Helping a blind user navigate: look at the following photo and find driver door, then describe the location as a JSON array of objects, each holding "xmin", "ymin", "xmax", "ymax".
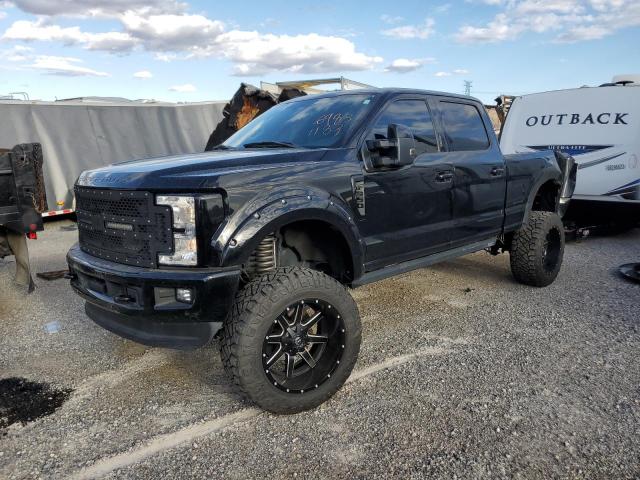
[{"xmin": 358, "ymin": 96, "xmax": 454, "ymax": 270}]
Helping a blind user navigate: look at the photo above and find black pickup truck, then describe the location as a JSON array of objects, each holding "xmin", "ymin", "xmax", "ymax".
[{"xmin": 67, "ymin": 89, "xmax": 576, "ymax": 413}]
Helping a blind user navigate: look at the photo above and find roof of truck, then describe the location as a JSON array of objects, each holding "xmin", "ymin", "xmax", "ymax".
[{"xmin": 286, "ymin": 87, "xmax": 480, "ymax": 103}]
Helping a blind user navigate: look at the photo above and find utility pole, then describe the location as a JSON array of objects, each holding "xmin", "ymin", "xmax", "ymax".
[{"xmin": 464, "ymin": 80, "xmax": 472, "ymax": 96}]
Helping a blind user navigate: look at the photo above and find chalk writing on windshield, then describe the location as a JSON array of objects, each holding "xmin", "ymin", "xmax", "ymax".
[{"xmin": 308, "ymin": 112, "xmax": 353, "ymax": 137}]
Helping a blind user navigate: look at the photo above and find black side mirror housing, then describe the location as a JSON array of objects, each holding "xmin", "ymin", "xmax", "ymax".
[{"xmin": 365, "ymin": 123, "xmax": 417, "ymax": 168}]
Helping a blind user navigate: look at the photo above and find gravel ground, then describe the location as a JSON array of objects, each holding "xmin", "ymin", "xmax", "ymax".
[{"xmin": 0, "ymin": 220, "xmax": 638, "ymax": 479}]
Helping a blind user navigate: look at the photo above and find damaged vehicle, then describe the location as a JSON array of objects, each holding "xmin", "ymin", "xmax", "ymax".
[
  {"xmin": 1, "ymin": 143, "xmax": 45, "ymax": 291},
  {"xmin": 66, "ymin": 89, "xmax": 576, "ymax": 413}
]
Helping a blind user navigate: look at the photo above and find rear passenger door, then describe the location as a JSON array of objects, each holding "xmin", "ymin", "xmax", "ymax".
[
  {"xmin": 434, "ymin": 99, "xmax": 507, "ymax": 246},
  {"xmin": 359, "ymin": 96, "xmax": 453, "ymax": 269}
]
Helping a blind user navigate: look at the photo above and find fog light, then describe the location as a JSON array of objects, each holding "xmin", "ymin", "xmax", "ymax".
[{"xmin": 176, "ymin": 288, "xmax": 194, "ymax": 304}]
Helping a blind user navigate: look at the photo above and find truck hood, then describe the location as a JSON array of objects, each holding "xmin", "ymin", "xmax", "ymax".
[{"xmin": 76, "ymin": 148, "xmax": 329, "ymax": 190}]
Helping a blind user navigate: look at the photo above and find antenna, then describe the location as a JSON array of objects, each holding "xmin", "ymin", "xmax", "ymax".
[{"xmin": 464, "ymin": 80, "xmax": 472, "ymax": 96}]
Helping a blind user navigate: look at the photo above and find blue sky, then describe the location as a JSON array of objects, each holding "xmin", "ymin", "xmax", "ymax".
[{"xmin": 0, "ymin": 0, "xmax": 638, "ymax": 104}]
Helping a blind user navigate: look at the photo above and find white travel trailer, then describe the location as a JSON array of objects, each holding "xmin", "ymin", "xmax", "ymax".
[{"xmin": 500, "ymin": 77, "xmax": 640, "ymax": 226}]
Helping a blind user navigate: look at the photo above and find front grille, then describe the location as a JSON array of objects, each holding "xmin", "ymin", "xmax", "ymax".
[{"xmin": 75, "ymin": 187, "xmax": 173, "ymax": 268}]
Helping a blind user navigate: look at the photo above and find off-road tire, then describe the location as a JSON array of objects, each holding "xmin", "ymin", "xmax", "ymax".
[
  {"xmin": 510, "ymin": 211, "xmax": 565, "ymax": 287},
  {"xmin": 220, "ymin": 267, "xmax": 361, "ymax": 414}
]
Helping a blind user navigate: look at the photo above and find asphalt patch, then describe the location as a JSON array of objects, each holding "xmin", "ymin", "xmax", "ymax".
[{"xmin": 0, "ymin": 377, "xmax": 72, "ymax": 436}]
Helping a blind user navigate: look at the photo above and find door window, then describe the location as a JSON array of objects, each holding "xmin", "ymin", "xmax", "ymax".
[
  {"xmin": 368, "ymin": 99, "xmax": 439, "ymax": 155},
  {"xmin": 440, "ymin": 102, "xmax": 490, "ymax": 151}
]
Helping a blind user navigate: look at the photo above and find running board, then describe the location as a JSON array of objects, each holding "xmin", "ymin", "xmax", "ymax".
[{"xmin": 352, "ymin": 238, "xmax": 497, "ymax": 287}]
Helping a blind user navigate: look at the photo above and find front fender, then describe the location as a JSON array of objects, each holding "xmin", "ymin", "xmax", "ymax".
[{"xmin": 212, "ymin": 187, "xmax": 364, "ymax": 279}]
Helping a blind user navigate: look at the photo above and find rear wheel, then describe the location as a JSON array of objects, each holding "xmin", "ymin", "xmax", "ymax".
[
  {"xmin": 510, "ymin": 211, "xmax": 565, "ymax": 287},
  {"xmin": 220, "ymin": 267, "xmax": 361, "ymax": 413}
]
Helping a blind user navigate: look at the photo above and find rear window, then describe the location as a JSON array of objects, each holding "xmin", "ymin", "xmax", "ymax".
[{"xmin": 440, "ymin": 102, "xmax": 490, "ymax": 151}]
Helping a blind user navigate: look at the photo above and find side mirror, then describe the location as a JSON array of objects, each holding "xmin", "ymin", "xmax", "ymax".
[
  {"xmin": 388, "ymin": 124, "xmax": 417, "ymax": 166},
  {"xmin": 365, "ymin": 123, "xmax": 417, "ymax": 168}
]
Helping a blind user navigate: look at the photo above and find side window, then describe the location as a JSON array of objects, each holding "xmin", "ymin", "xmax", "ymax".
[
  {"xmin": 368, "ymin": 99, "xmax": 438, "ymax": 154},
  {"xmin": 440, "ymin": 102, "xmax": 490, "ymax": 151}
]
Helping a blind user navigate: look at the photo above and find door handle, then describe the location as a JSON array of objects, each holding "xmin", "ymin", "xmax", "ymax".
[
  {"xmin": 490, "ymin": 166, "xmax": 505, "ymax": 177},
  {"xmin": 435, "ymin": 171, "xmax": 453, "ymax": 183}
]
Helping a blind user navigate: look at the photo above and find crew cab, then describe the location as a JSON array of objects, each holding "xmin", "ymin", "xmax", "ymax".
[{"xmin": 67, "ymin": 89, "xmax": 576, "ymax": 413}]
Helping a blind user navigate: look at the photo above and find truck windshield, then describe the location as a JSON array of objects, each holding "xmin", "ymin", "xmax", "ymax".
[{"xmin": 222, "ymin": 93, "xmax": 377, "ymax": 149}]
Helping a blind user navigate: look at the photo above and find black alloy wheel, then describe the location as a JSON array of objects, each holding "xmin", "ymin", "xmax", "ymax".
[
  {"xmin": 262, "ymin": 299, "xmax": 345, "ymax": 393},
  {"xmin": 220, "ymin": 267, "xmax": 362, "ymax": 413}
]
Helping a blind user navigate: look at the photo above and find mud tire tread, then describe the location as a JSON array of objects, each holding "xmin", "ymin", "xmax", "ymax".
[
  {"xmin": 220, "ymin": 267, "xmax": 361, "ymax": 414},
  {"xmin": 510, "ymin": 211, "xmax": 565, "ymax": 287}
]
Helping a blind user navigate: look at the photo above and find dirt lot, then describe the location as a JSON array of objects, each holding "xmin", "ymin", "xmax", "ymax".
[{"xmin": 1, "ymin": 220, "xmax": 638, "ymax": 479}]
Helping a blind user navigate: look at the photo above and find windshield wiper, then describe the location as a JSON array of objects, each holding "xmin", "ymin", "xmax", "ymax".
[
  {"xmin": 243, "ymin": 141, "xmax": 298, "ymax": 149},
  {"xmin": 212, "ymin": 144, "xmax": 232, "ymax": 150}
]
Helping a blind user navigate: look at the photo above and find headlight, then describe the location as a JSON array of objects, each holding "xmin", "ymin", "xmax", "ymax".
[{"xmin": 156, "ymin": 195, "xmax": 198, "ymax": 266}]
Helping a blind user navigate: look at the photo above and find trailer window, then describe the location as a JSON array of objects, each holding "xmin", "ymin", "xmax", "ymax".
[{"xmin": 440, "ymin": 102, "xmax": 490, "ymax": 151}]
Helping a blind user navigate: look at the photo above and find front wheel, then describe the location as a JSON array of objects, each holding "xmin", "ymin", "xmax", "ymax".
[
  {"xmin": 220, "ymin": 267, "xmax": 361, "ymax": 414},
  {"xmin": 510, "ymin": 211, "xmax": 565, "ymax": 287}
]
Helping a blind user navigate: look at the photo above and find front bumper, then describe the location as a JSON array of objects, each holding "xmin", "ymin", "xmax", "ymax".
[{"xmin": 67, "ymin": 244, "xmax": 241, "ymax": 349}]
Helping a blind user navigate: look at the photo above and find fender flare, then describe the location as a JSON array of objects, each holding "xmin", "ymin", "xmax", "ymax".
[
  {"xmin": 521, "ymin": 169, "xmax": 563, "ymax": 225},
  {"xmin": 212, "ymin": 187, "xmax": 365, "ymax": 280}
]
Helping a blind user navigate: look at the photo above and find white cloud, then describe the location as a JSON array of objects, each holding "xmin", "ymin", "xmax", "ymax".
[
  {"xmin": 384, "ymin": 57, "xmax": 436, "ymax": 73},
  {"xmin": 432, "ymin": 68, "xmax": 469, "ymax": 77},
  {"xmin": 589, "ymin": 0, "xmax": 626, "ymax": 11},
  {"xmin": 10, "ymin": 0, "xmax": 185, "ymax": 17},
  {"xmin": 385, "ymin": 58, "xmax": 423, "ymax": 73},
  {"xmin": 3, "ymin": 20, "xmax": 88, "ymax": 44},
  {"xmin": 27, "ymin": 55, "xmax": 109, "ymax": 76},
  {"xmin": 514, "ymin": 0, "xmax": 584, "ymax": 15},
  {"xmin": 212, "ymin": 31, "xmax": 383, "ymax": 76},
  {"xmin": 2, "ymin": 19, "xmax": 139, "ymax": 52},
  {"xmin": 169, "ymin": 83, "xmax": 196, "ymax": 92},
  {"xmin": 381, "ymin": 18, "xmax": 436, "ymax": 39},
  {"xmin": 435, "ymin": 3, "xmax": 452, "ymax": 13},
  {"xmin": 454, "ymin": 0, "xmax": 640, "ymax": 43},
  {"xmin": 0, "ymin": 45, "xmax": 33, "ymax": 62},
  {"xmin": 380, "ymin": 14, "xmax": 404, "ymax": 24},
  {"xmin": 133, "ymin": 70, "xmax": 153, "ymax": 79},
  {"xmin": 556, "ymin": 0, "xmax": 640, "ymax": 41},
  {"xmin": 454, "ymin": 13, "xmax": 521, "ymax": 42},
  {"xmin": 555, "ymin": 24, "xmax": 609, "ymax": 41},
  {"xmin": 154, "ymin": 52, "xmax": 177, "ymax": 62},
  {"xmin": 1, "ymin": 10, "xmax": 382, "ymax": 75},
  {"xmin": 84, "ymin": 31, "xmax": 138, "ymax": 52},
  {"xmin": 120, "ymin": 12, "xmax": 224, "ymax": 51}
]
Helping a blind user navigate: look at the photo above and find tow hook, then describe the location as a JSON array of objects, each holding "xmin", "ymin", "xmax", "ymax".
[{"xmin": 114, "ymin": 294, "xmax": 135, "ymax": 304}]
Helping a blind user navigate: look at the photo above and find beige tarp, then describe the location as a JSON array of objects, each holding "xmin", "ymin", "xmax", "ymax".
[{"xmin": 0, "ymin": 100, "xmax": 225, "ymax": 211}]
